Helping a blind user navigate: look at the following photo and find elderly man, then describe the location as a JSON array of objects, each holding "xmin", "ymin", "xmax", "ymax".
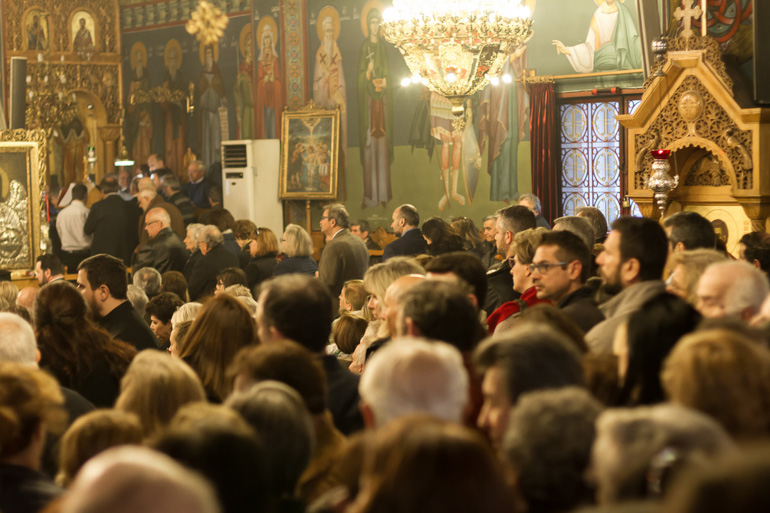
[
  {"xmin": 318, "ymin": 203, "xmax": 369, "ymax": 313},
  {"xmin": 188, "ymin": 225, "xmax": 239, "ymax": 300},
  {"xmin": 359, "ymin": 338, "xmax": 469, "ymax": 428},
  {"xmin": 696, "ymin": 260, "xmax": 770, "ymax": 320},
  {"xmin": 518, "ymin": 193, "xmax": 551, "ymax": 229},
  {"xmin": 382, "ymin": 204, "xmax": 427, "ymax": 262},
  {"xmin": 132, "ymin": 208, "xmax": 189, "ymax": 274},
  {"xmin": 77, "ymin": 254, "xmax": 158, "ymax": 351},
  {"xmin": 136, "ymin": 189, "xmax": 185, "ymax": 247},
  {"xmin": 181, "ymin": 160, "xmax": 211, "ymax": 209}
]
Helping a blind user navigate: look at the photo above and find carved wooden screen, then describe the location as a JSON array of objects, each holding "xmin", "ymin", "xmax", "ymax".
[{"xmin": 559, "ymin": 95, "xmax": 641, "ymax": 223}]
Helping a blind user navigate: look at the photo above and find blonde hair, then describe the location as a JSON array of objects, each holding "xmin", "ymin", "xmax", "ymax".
[
  {"xmin": 512, "ymin": 227, "xmax": 549, "ymax": 264},
  {"xmin": 0, "ymin": 281, "xmax": 19, "ymax": 306},
  {"xmin": 253, "ymin": 227, "xmax": 280, "ymax": 257},
  {"xmin": 662, "ymin": 329, "xmax": 770, "ymax": 440},
  {"xmin": 115, "ymin": 350, "xmax": 206, "ymax": 438},
  {"xmin": 56, "ymin": 409, "xmax": 143, "ymax": 487},
  {"xmin": 669, "ymin": 249, "xmax": 726, "ymax": 304},
  {"xmin": 363, "ymin": 257, "xmax": 424, "ymax": 301},
  {"xmin": 282, "ymin": 224, "xmax": 313, "ymax": 257}
]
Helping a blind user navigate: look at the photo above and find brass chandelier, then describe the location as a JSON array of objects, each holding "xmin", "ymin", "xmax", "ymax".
[{"xmin": 382, "ymin": 0, "xmax": 533, "ymax": 116}]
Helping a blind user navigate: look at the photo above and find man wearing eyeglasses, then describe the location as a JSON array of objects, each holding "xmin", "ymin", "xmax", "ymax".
[
  {"xmin": 131, "ymin": 207, "xmax": 189, "ymax": 274},
  {"xmin": 532, "ymin": 230, "xmax": 604, "ymax": 333}
]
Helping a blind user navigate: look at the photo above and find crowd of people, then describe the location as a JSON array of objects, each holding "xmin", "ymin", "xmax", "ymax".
[{"xmin": 4, "ymin": 172, "xmax": 770, "ymax": 513}]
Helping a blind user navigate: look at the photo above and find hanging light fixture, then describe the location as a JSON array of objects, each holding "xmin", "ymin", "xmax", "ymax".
[
  {"xmin": 382, "ymin": 0, "xmax": 533, "ymax": 117},
  {"xmin": 646, "ymin": 149, "xmax": 678, "ymax": 217}
]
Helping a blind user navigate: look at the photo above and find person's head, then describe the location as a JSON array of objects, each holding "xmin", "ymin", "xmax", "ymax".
[
  {"xmin": 71, "ymin": 182, "xmax": 89, "ymax": 202},
  {"xmin": 161, "ymin": 271, "xmax": 189, "ymax": 302},
  {"xmin": 424, "ymin": 251, "xmax": 488, "ymax": 307},
  {"xmin": 515, "ymin": 304, "xmax": 589, "ymax": 353},
  {"xmin": 207, "ymin": 185, "xmax": 223, "ymax": 207},
  {"xmin": 100, "ymin": 176, "xmax": 120, "ymax": 195},
  {"xmin": 662, "ymin": 328, "xmax": 770, "ymax": 440},
  {"xmin": 118, "ymin": 169, "xmax": 132, "ymax": 190},
  {"xmin": 591, "ymin": 404, "xmax": 733, "ymax": 504},
  {"xmin": 596, "ymin": 216, "xmax": 668, "ymax": 294},
  {"xmin": 450, "ymin": 216, "xmax": 483, "ymax": 250},
  {"xmin": 187, "ymin": 160, "xmax": 205, "ymax": 183},
  {"xmin": 60, "ymin": 446, "xmax": 220, "ymax": 513},
  {"xmin": 136, "ymin": 189, "xmax": 157, "ymax": 211},
  {"xmin": 77, "ymin": 254, "xmax": 129, "ymax": 314},
  {"xmin": 0, "ymin": 362, "xmax": 66, "ymax": 463},
  {"xmin": 228, "ymin": 340, "xmax": 326, "ymax": 415},
  {"xmin": 161, "ymin": 173, "xmax": 181, "ymax": 193},
  {"xmin": 509, "ymin": 227, "xmax": 548, "ymax": 294},
  {"xmin": 615, "ymin": 293, "xmax": 701, "ymax": 407},
  {"xmin": 577, "ymin": 206, "xmax": 609, "ymax": 242},
  {"xmin": 56, "ymin": 410, "xmax": 143, "ymax": 487},
  {"xmin": 359, "ymin": 338, "xmax": 469, "ymax": 428},
  {"xmin": 695, "ymin": 260, "xmax": 769, "ymax": 319},
  {"xmin": 381, "ymin": 275, "xmax": 425, "ymax": 336},
  {"xmin": 495, "ymin": 205, "xmax": 537, "ymax": 254},
  {"xmin": 420, "ymin": 217, "xmax": 462, "ymax": 250},
  {"xmin": 115, "ymin": 350, "xmax": 206, "ymax": 438},
  {"xmin": 350, "ymin": 219, "xmax": 372, "ymax": 241},
  {"xmin": 145, "ymin": 293, "xmax": 184, "ymax": 344},
  {"xmin": 473, "ymin": 325, "xmax": 584, "ymax": 449},
  {"xmin": 518, "ymin": 193, "xmax": 543, "ymax": 217},
  {"xmin": 0, "ymin": 312, "xmax": 38, "ymax": 365},
  {"xmin": 363, "ymin": 257, "xmax": 425, "ymax": 318},
  {"xmin": 332, "ymin": 313, "xmax": 368, "ymax": 355},
  {"xmin": 482, "ymin": 215, "xmax": 498, "ymax": 243},
  {"xmin": 0, "ymin": 281, "xmax": 19, "ymax": 308},
  {"xmin": 256, "ymin": 275, "xmax": 332, "ymax": 352},
  {"xmin": 281, "ymin": 223, "xmax": 313, "ymax": 257},
  {"xmin": 178, "ymin": 294, "xmax": 257, "ymax": 400},
  {"xmin": 391, "ymin": 204, "xmax": 420, "ymax": 235},
  {"xmin": 232, "ymin": 220, "xmax": 258, "ymax": 244},
  {"xmin": 663, "ymin": 211, "xmax": 716, "ymax": 252},
  {"xmin": 215, "ymin": 267, "xmax": 247, "ymax": 296},
  {"xmin": 35, "ymin": 254, "xmax": 65, "ymax": 285},
  {"xmin": 531, "ymin": 230, "xmax": 591, "ymax": 303},
  {"xmin": 145, "ymin": 207, "xmax": 171, "ymax": 239},
  {"xmin": 320, "ymin": 203, "xmax": 349, "ymax": 237},
  {"xmin": 184, "ymin": 224, "xmax": 205, "ymax": 253},
  {"xmin": 553, "ymin": 216, "xmax": 596, "ymax": 251},
  {"xmin": 147, "ymin": 154, "xmax": 164, "ymax": 172},
  {"xmin": 198, "ymin": 225, "xmax": 224, "ymax": 255},
  {"xmin": 126, "ymin": 285, "xmax": 149, "ymax": 317},
  {"xmin": 351, "ymin": 416, "xmax": 515, "ymax": 513},
  {"xmin": 206, "ymin": 209, "xmax": 236, "ymax": 233},
  {"xmin": 666, "ymin": 249, "xmax": 726, "ymax": 305},
  {"xmin": 133, "ymin": 267, "xmax": 162, "ymax": 298},
  {"xmin": 225, "ymin": 381, "xmax": 314, "ymax": 499},
  {"xmin": 339, "ymin": 279, "xmax": 367, "ymax": 313},
  {"xmin": 503, "ymin": 387, "xmax": 603, "ymax": 513},
  {"xmin": 739, "ymin": 231, "xmax": 770, "ymax": 272},
  {"xmin": 249, "ymin": 227, "xmax": 279, "ymax": 258}
]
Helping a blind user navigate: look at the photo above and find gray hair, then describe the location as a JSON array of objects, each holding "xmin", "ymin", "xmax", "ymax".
[
  {"xmin": 137, "ymin": 189, "xmax": 157, "ymax": 202},
  {"xmin": 553, "ymin": 216, "xmax": 596, "ymax": 250},
  {"xmin": 592, "ymin": 404, "xmax": 733, "ymax": 504},
  {"xmin": 518, "ymin": 193, "xmax": 542, "ymax": 215},
  {"xmin": 186, "ymin": 223, "xmax": 205, "ymax": 244},
  {"xmin": 669, "ymin": 249, "xmax": 726, "ymax": 305},
  {"xmin": 0, "ymin": 312, "xmax": 37, "ymax": 366},
  {"xmin": 359, "ymin": 337, "xmax": 469, "ymax": 427},
  {"xmin": 147, "ymin": 208, "xmax": 171, "ymax": 228},
  {"xmin": 200, "ymin": 225, "xmax": 224, "ymax": 250},
  {"xmin": 282, "ymin": 224, "xmax": 313, "ymax": 258},
  {"xmin": 60, "ymin": 446, "xmax": 221, "ymax": 513},
  {"xmin": 324, "ymin": 203, "xmax": 350, "ymax": 229},
  {"xmin": 126, "ymin": 285, "xmax": 149, "ymax": 317},
  {"xmin": 161, "ymin": 174, "xmax": 181, "ymax": 190},
  {"xmin": 225, "ymin": 285, "xmax": 253, "ymax": 299},
  {"xmin": 705, "ymin": 260, "xmax": 769, "ymax": 317},
  {"xmin": 576, "ymin": 206, "xmax": 608, "ymax": 241},
  {"xmin": 171, "ymin": 302, "xmax": 203, "ymax": 328},
  {"xmin": 133, "ymin": 268, "xmax": 162, "ymax": 297}
]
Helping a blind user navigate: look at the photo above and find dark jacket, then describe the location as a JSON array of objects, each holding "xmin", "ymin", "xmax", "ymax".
[
  {"xmin": 167, "ymin": 190, "xmax": 196, "ymax": 226},
  {"xmin": 222, "ymin": 231, "xmax": 241, "ymax": 258},
  {"xmin": 245, "ymin": 253, "xmax": 278, "ymax": 290},
  {"xmin": 484, "ymin": 260, "xmax": 520, "ymax": 313},
  {"xmin": 558, "ymin": 286, "xmax": 606, "ymax": 334},
  {"xmin": 181, "ymin": 179, "xmax": 211, "ymax": 209},
  {"xmin": 83, "ymin": 194, "xmax": 131, "ymax": 263},
  {"xmin": 184, "ymin": 249, "xmax": 204, "ymax": 282},
  {"xmin": 188, "ymin": 244, "xmax": 239, "ymax": 300},
  {"xmin": 132, "ymin": 227, "xmax": 189, "ymax": 274},
  {"xmin": 321, "ymin": 355, "xmax": 364, "ymax": 436},
  {"xmin": 0, "ymin": 465, "xmax": 62, "ymax": 513},
  {"xmin": 273, "ymin": 256, "xmax": 318, "ymax": 277},
  {"xmin": 382, "ymin": 228, "xmax": 428, "ymax": 262},
  {"xmin": 318, "ymin": 230, "xmax": 369, "ymax": 312},
  {"xmin": 97, "ymin": 300, "xmax": 158, "ymax": 352},
  {"xmin": 137, "ymin": 196, "xmax": 185, "ymax": 247},
  {"xmin": 364, "ymin": 236, "xmax": 381, "ymax": 250}
]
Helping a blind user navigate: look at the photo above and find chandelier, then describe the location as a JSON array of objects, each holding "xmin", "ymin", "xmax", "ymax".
[{"xmin": 382, "ymin": 0, "xmax": 533, "ymax": 116}]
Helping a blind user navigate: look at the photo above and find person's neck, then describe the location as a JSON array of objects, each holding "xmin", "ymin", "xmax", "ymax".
[
  {"xmin": 99, "ymin": 297, "xmax": 127, "ymax": 317},
  {"xmin": 47, "ymin": 275, "xmax": 65, "ymax": 283},
  {"xmin": 554, "ymin": 282, "xmax": 583, "ymax": 303},
  {"xmin": 0, "ymin": 429, "xmax": 44, "ymax": 471},
  {"xmin": 327, "ymin": 227, "xmax": 343, "ymax": 240}
]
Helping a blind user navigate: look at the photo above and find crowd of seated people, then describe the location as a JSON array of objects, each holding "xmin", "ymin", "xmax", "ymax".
[{"xmin": 6, "ymin": 192, "xmax": 770, "ymax": 513}]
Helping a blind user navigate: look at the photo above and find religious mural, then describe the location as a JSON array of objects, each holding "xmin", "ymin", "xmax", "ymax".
[
  {"xmin": 255, "ymin": 15, "xmax": 284, "ymax": 139},
  {"xmin": 24, "ymin": 9, "xmax": 49, "ymax": 51},
  {"xmin": 71, "ymin": 10, "xmax": 95, "ymax": 54},
  {"xmin": 162, "ymin": 39, "xmax": 187, "ymax": 175}
]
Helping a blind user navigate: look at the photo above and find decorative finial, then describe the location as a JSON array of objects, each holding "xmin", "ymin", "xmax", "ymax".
[
  {"xmin": 673, "ymin": 0, "xmax": 703, "ymax": 39},
  {"xmin": 186, "ymin": 1, "xmax": 229, "ymax": 47}
]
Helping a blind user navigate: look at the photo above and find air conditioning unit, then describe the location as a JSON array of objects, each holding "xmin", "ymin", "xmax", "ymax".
[{"xmin": 221, "ymin": 140, "xmax": 284, "ymax": 239}]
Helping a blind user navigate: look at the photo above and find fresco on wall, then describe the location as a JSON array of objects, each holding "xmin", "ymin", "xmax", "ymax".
[
  {"xmin": 128, "ymin": 41, "xmax": 152, "ymax": 167},
  {"xmin": 71, "ymin": 11, "xmax": 95, "ymax": 53},
  {"xmin": 255, "ymin": 15, "xmax": 284, "ymax": 139},
  {"xmin": 162, "ymin": 39, "xmax": 187, "ymax": 175},
  {"xmin": 24, "ymin": 9, "xmax": 49, "ymax": 51}
]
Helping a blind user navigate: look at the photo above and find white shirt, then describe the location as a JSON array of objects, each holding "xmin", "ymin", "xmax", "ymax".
[{"xmin": 56, "ymin": 200, "xmax": 92, "ymax": 251}]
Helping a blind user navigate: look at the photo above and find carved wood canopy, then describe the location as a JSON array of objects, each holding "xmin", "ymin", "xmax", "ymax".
[{"xmin": 617, "ymin": 34, "xmax": 770, "ymax": 229}]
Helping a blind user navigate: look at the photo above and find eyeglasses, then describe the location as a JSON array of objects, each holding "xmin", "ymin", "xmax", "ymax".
[{"xmin": 529, "ymin": 261, "xmax": 569, "ymax": 274}]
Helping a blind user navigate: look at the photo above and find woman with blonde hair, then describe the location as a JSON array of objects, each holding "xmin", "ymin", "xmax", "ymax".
[
  {"xmin": 177, "ymin": 294, "xmax": 257, "ymax": 401},
  {"xmin": 274, "ymin": 223, "xmax": 318, "ymax": 276},
  {"xmin": 0, "ymin": 280, "xmax": 19, "ymax": 306},
  {"xmin": 56, "ymin": 409, "xmax": 143, "ymax": 487},
  {"xmin": 245, "ymin": 227, "xmax": 280, "ymax": 289},
  {"xmin": 115, "ymin": 350, "xmax": 206, "ymax": 438},
  {"xmin": 662, "ymin": 328, "xmax": 770, "ymax": 440}
]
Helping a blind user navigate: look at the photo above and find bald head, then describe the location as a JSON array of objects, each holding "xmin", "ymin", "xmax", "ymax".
[
  {"xmin": 147, "ymin": 208, "xmax": 171, "ymax": 228},
  {"xmin": 696, "ymin": 260, "xmax": 770, "ymax": 320},
  {"xmin": 383, "ymin": 274, "xmax": 424, "ymax": 336}
]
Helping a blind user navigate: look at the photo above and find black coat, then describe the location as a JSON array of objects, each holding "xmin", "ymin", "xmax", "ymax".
[
  {"xmin": 485, "ymin": 260, "xmax": 520, "ymax": 314},
  {"xmin": 188, "ymin": 244, "xmax": 239, "ymax": 300},
  {"xmin": 132, "ymin": 227, "xmax": 190, "ymax": 274},
  {"xmin": 558, "ymin": 287, "xmax": 606, "ymax": 334},
  {"xmin": 84, "ymin": 194, "xmax": 131, "ymax": 263},
  {"xmin": 245, "ymin": 253, "xmax": 278, "ymax": 290},
  {"xmin": 381, "ymin": 228, "xmax": 428, "ymax": 261},
  {"xmin": 97, "ymin": 300, "xmax": 158, "ymax": 352},
  {"xmin": 321, "ymin": 355, "xmax": 364, "ymax": 435},
  {"xmin": 0, "ymin": 465, "xmax": 62, "ymax": 513}
]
